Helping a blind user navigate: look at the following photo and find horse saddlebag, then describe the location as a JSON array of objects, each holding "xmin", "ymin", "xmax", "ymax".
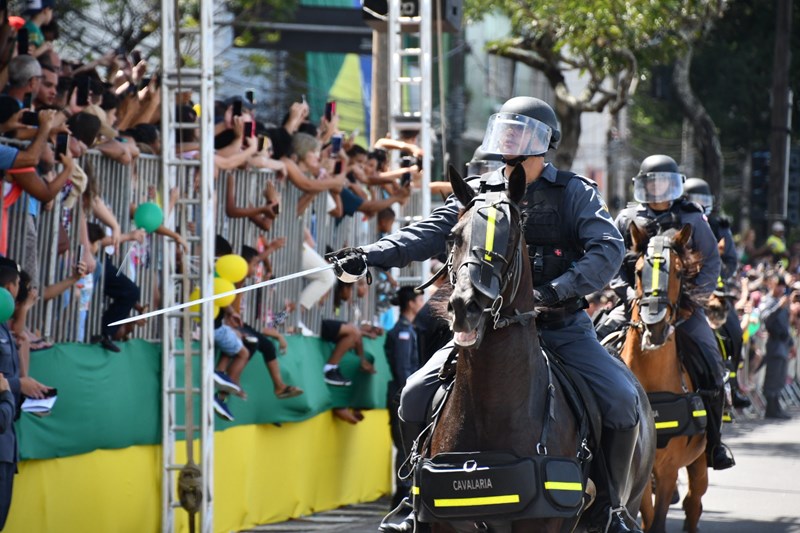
[
  {"xmin": 648, "ymin": 391, "xmax": 707, "ymax": 448},
  {"xmin": 413, "ymin": 451, "xmax": 584, "ymax": 523}
]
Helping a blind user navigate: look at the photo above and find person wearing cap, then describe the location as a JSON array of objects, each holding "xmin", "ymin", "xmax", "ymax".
[
  {"xmin": 22, "ymin": 0, "xmax": 54, "ymax": 58},
  {"xmin": 608, "ymin": 154, "xmax": 735, "ymax": 471},
  {"xmin": 331, "ymin": 96, "xmax": 643, "ymax": 533}
]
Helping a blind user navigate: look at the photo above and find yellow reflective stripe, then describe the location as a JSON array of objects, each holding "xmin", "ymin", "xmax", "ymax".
[
  {"xmin": 544, "ymin": 481, "xmax": 583, "ymax": 491},
  {"xmin": 723, "ymin": 414, "xmax": 732, "ymax": 422},
  {"xmin": 729, "ymin": 371, "xmax": 737, "ymax": 378},
  {"xmin": 434, "ymin": 494, "xmax": 520, "ymax": 507},
  {"xmin": 484, "ymin": 206, "xmax": 497, "ymax": 261},
  {"xmin": 655, "ymin": 420, "xmax": 679, "ymax": 429},
  {"xmin": 693, "ymin": 410, "xmax": 707, "ymax": 418},
  {"xmin": 411, "ymin": 486, "xmax": 419, "ymax": 495},
  {"xmin": 651, "ymin": 257, "xmax": 660, "ymax": 296}
]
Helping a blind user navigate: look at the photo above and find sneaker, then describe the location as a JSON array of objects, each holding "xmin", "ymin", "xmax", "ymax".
[
  {"xmin": 213, "ymin": 395, "xmax": 234, "ymax": 421},
  {"xmin": 213, "ymin": 371, "xmax": 241, "ymax": 394},
  {"xmin": 324, "ymin": 367, "xmax": 352, "ymax": 387}
]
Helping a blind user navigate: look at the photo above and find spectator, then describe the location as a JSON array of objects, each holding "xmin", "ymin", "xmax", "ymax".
[
  {"xmin": 754, "ymin": 222, "xmax": 789, "ymax": 268},
  {"xmin": 384, "ymin": 286, "xmax": 424, "ymax": 509},
  {"xmin": 230, "ymin": 245, "xmax": 303, "ymax": 400},
  {"xmin": 760, "ymin": 274, "xmax": 794, "ymax": 419},
  {"xmin": 320, "ymin": 281, "xmax": 376, "ymax": 386},
  {"xmin": 22, "ymin": 0, "xmax": 55, "ymax": 58}
]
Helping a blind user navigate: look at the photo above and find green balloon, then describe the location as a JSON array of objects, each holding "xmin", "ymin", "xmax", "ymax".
[
  {"xmin": 0, "ymin": 287, "xmax": 14, "ymax": 323},
  {"xmin": 134, "ymin": 202, "xmax": 164, "ymax": 233}
]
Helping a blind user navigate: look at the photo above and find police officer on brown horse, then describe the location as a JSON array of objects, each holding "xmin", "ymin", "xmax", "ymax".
[{"xmin": 329, "ymin": 97, "xmax": 646, "ymax": 533}]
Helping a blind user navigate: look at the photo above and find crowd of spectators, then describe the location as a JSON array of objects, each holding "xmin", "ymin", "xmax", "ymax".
[{"xmin": 0, "ymin": 0, "xmax": 435, "ymax": 524}]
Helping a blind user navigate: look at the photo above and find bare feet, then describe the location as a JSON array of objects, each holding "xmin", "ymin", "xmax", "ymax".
[{"xmin": 332, "ymin": 408, "xmax": 362, "ymax": 424}]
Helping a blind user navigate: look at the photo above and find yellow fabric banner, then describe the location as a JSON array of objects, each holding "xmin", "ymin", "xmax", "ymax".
[{"xmin": 6, "ymin": 411, "xmax": 391, "ymax": 533}]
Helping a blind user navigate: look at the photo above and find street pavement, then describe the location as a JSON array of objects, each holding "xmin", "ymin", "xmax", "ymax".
[{"xmin": 245, "ymin": 405, "xmax": 800, "ymax": 533}]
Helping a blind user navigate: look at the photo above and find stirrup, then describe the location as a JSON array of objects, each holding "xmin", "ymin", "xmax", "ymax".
[{"xmin": 379, "ymin": 498, "xmax": 415, "ymax": 533}]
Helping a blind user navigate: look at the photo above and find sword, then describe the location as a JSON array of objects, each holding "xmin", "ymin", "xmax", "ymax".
[{"xmin": 107, "ymin": 264, "xmax": 336, "ymax": 327}]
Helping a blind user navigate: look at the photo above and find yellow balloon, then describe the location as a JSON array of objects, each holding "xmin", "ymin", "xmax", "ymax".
[
  {"xmin": 215, "ymin": 254, "xmax": 249, "ymax": 283},
  {"xmin": 214, "ymin": 278, "xmax": 236, "ymax": 307},
  {"xmin": 189, "ymin": 287, "xmax": 221, "ymax": 321}
]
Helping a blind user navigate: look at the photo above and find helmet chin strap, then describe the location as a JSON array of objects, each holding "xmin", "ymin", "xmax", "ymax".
[{"xmin": 502, "ymin": 155, "xmax": 528, "ymax": 167}]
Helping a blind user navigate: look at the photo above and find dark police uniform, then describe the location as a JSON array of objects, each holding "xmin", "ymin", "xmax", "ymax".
[
  {"xmin": 0, "ymin": 323, "xmax": 21, "ymax": 529},
  {"xmin": 363, "ymin": 164, "xmax": 640, "ymax": 431},
  {"xmin": 384, "ymin": 315, "xmax": 420, "ymax": 507}
]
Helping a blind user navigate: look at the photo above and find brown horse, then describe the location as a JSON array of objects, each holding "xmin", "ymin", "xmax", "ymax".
[
  {"xmin": 419, "ymin": 167, "xmax": 651, "ymax": 533},
  {"xmin": 621, "ymin": 224, "xmax": 708, "ymax": 533}
]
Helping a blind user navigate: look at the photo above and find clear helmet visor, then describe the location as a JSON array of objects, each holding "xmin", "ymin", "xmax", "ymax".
[
  {"xmin": 466, "ymin": 159, "xmax": 504, "ymax": 176},
  {"xmin": 480, "ymin": 113, "xmax": 553, "ymax": 157},
  {"xmin": 687, "ymin": 193, "xmax": 713, "ymax": 214},
  {"xmin": 633, "ymin": 172, "xmax": 685, "ymax": 203}
]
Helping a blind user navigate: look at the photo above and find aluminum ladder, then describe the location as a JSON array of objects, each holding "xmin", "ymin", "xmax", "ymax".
[{"xmin": 159, "ymin": 0, "xmax": 216, "ymax": 531}]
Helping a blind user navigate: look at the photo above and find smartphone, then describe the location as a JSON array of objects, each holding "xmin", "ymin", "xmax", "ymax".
[
  {"xmin": 400, "ymin": 155, "xmax": 414, "ymax": 186},
  {"xmin": 324, "ymin": 100, "xmax": 336, "ymax": 121},
  {"xmin": 331, "ymin": 133, "xmax": 343, "ymax": 155},
  {"xmin": 245, "ymin": 89, "xmax": 255, "ymax": 104},
  {"xmin": 17, "ymin": 27, "xmax": 29, "ymax": 56},
  {"xmin": 56, "ymin": 133, "xmax": 69, "ymax": 157},
  {"xmin": 334, "ymin": 160, "xmax": 343, "ymax": 174},
  {"xmin": 22, "ymin": 93, "xmax": 32, "ymax": 109},
  {"xmin": 244, "ymin": 121, "xmax": 253, "ymax": 137},
  {"xmin": 44, "ymin": 388, "xmax": 58, "ymax": 398},
  {"xmin": 21, "ymin": 111, "xmax": 38, "ymax": 126},
  {"xmin": 232, "ymin": 99, "xmax": 242, "ymax": 117},
  {"xmin": 76, "ymin": 77, "xmax": 90, "ymax": 106},
  {"xmin": 257, "ymin": 135, "xmax": 265, "ymax": 152},
  {"xmin": 131, "ymin": 50, "xmax": 142, "ymax": 65},
  {"xmin": 76, "ymin": 244, "xmax": 84, "ymax": 268}
]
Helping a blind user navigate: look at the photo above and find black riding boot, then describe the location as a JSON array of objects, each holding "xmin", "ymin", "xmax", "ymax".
[
  {"xmin": 378, "ymin": 498, "xmax": 415, "ymax": 533},
  {"xmin": 705, "ymin": 393, "xmax": 736, "ymax": 470},
  {"xmin": 601, "ymin": 425, "xmax": 643, "ymax": 533}
]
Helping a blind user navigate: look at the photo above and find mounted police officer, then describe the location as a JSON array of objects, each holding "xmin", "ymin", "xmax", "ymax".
[
  {"xmin": 685, "ymin": 177, "xmax": 751, "ymax": 409},
  {"xmin": 329, "ymin": 96, "xmax": 644, "ymax": 533},
  {"xmin": 609, "ymin": 156, "xmax": 736, "ymax": 471}
]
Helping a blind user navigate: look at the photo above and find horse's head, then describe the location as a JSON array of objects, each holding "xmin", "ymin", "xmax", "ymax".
[
  {"xmin": 446, "ymin": 165, "xmax": 527, "ymax": 349},
  {"xmin": 629, "ymin": 222, "xmax": 696, "ymax": 350}
]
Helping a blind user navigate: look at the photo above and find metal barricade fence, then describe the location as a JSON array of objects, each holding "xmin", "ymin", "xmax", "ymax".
[{"xmin": 1, "ymin": 140, "xmax": 385, "ymax": 343}]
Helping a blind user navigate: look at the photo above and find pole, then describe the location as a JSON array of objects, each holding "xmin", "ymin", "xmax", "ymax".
[{"xmin": 767, "ymin": 0, "xmax": 793, "ymax": 223}]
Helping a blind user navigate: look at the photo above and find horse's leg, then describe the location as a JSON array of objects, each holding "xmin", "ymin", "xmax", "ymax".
[
  {"xmin": 682, "ymin": 455, "xmax": 709, "ymax": 533},
  {"xmin": 639, "ymin": 473, "xmax": 655, "ymax": 531},
  {"xmin": 649, "ymin": 462, "xmax": 678, "ymax": 533}
]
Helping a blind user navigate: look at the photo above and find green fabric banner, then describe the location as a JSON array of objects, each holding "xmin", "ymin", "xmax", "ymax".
[{"xmin": 17, "ymin": 335, "xmax": 391, "ymax": 461}]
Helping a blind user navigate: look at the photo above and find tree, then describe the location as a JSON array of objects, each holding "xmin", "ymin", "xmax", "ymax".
[{"xmin": 463, "ymin": 1, "xmax": 726, "ymax": 171}]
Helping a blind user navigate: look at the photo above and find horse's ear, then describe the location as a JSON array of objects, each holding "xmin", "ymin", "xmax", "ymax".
[
  {"xmin": 448, "ymin": 164, "xmax": 475, "ymax": 206},
  {"xmin": 507, "ymin": 163, "xmax": 526, "ymax": 204},
  {"xmin": 675, "ymin": 224, "xmax": 693, "ymax": 247},
  {"xmin": 629, "ymin": 221, "xmax": 649, "ymax": 252}
]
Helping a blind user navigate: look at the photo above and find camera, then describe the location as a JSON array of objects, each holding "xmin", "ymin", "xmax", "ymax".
[{"xmin": 400, "ymin": 155, "xmax": 414, "ymax": 186}]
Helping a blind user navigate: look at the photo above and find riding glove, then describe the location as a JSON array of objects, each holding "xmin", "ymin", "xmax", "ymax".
[
  {"xmin": 325, "ymin": 247, "xmax": 370, "ymax": 283},
  {"xmin": 533, "ymin": 285, "xmax": 560, "ymax": 307}
]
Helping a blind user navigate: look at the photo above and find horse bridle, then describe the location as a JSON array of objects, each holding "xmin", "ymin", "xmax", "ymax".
[
  {"xmin": 633, "ymin": 234, "xmax": 681, "ymax": 338},
  {"xmin": 448, "ymin": 191, "xmax": 530, "ymax": 330}
]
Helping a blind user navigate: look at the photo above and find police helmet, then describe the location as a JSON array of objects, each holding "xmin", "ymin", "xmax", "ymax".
[
  {"xmin": 480, "ymin": 96, "xmax": 561, "ymax": 157},
  {"xmin": 633, "ymin": 154, "xmax": 685, "ymax": 204},
  {"xmin": 466, "ymin": 146, "xmax": 504, "ymax": 176},
  {"xmin": 684, "ymin": 177, "xmax": 713, "ymax": 214}
]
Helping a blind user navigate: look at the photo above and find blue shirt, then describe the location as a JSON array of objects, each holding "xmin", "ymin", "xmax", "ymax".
[{"xmin": 0, "ymin": 145, "xmax": 18, "ymax": 171}]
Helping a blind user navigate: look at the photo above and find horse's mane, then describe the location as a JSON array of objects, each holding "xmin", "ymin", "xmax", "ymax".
[
  {"xmin": 627, "ymin": 228, "xmax": 705, "ymax": 311},
  {"xmin": 428, "ymin": 282, "xmax": 454, "ymax": 321}
]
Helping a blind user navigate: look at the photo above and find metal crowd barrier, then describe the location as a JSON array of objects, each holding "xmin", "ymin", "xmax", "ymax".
[{"xmin": 1, "ymin": 138, "xmax": 383, "ymax": 344}]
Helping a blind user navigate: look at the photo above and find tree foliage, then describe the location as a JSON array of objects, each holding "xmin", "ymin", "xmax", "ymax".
[{"xmin": 463, "ymin": 0, "xmax": 726, "ymax": 170}]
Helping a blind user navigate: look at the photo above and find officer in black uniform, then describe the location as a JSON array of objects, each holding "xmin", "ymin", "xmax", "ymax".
[
  {"xmin": 465, "ymin": 145, "xmax": 504, "ymax": 176},
  {"xmin": 609, "ymin": 156, "xmax": 736, "ymax": 471},
  {"xmin": 685, "ymin": 177, "xmax": 751, "ymax": 409},
  {"xmin": 330, "ymin": 97, "xmax": 643, "ymax": 533}
]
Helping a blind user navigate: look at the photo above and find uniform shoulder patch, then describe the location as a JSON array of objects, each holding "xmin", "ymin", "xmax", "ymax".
[{"xmin": 398, "ymin": 331, "xmax": 411, "ymax": 340}]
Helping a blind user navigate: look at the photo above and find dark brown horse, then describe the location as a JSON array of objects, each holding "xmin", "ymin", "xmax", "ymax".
[
  {"xmin": 420, "ymin": 167, "xmax": 651, "ymax": 533},
  {"xmin": 621, "ymin": 224, "xmax": 708, "ymax": 533}
]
